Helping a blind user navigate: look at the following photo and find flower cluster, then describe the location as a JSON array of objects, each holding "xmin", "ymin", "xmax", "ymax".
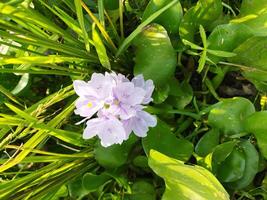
[{"xmin": 73, "ymin": 72, "xmax": 157, "ymax": 147}]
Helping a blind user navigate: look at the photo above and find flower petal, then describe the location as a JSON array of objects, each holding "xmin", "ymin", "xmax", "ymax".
[
  {"xmin": 98, "ymin": 118, "xmax": 127, "ymax": 147},
  {"xmin": 74, "ymin": 97, "xmax": 103, "ymax": 118},
  {"xmin": 138, "ymin": 110, "xmax": 157, "ymax": 127},
  {"xmin": 83, "ymin": 118, "xmax": 102, "ymax": 139},
  {"xmin": 73, "ymin": 80, "xmax": 96, "ymax": 97}
]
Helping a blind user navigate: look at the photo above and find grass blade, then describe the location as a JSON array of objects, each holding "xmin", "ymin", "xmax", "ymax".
[{"xmin": 75, "ymin": 0, "xmax": 91, "ymax": 52}]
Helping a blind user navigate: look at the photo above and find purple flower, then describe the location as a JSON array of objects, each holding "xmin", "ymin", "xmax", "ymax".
[
  {"xmin": 122, "ymin": 108, "xmax": 157, "ymax": 139},
  {"xmin": 83, "ymin": 117, "xmax": 127, "ymax": 147},
  {"xmin": 132, "ymin": 74, "xmax": 154, "ymax": 104},
  {"xmin": 74, "ymin": 72, "xmax": 157, "ymax": 147},
  {"xmin": 73, "ymin": 73, "xmax": 114, "ymax": 118}
]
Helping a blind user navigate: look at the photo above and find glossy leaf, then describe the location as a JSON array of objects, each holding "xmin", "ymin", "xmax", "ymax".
[
  {"xmin": 68, "ymin": 176, "xmax": 90, "ymax": 199},
  {"xmin": 125, "ymin": 181, "xmax": 156, "ymax": 200},
  {"xmin": 244, "ymin": 111, "xmax": 267, "ymax": 159},
  {"xmin": 142, "ymin": 120, "xmax": 193, "ymax": 161},
  {"xmin": 134, "ymin": 24, "xmax": 176, "ymax": 87},
  {"xmin": 83, "ymin": 173, "xmax": 111, "ymax": 191},
  {"xmin": 179, "ymin": 0, "xmax": 223, "ymax": 42},
  {"xmin": 212, "ymin": 141, "xmax": 236, "ymax": 168},
  {"xmin": 142, "ymin": 0, "xmax": 183, "ymax": 35},
  {"xmin": 208, "ymin": 97, "xmax": 255, "ymax": 135},
  {"xmin": 230, "ymin": 36, "xmax": 267, "ymax": 92},
  {"xmin": 148, "ymin": 150, "xmax": 230, "ymax": 200},
  {"xmin": 168, "ymin": 80, "xmax": 193, "ymax": 109},
  {"xmin": 94, "ymin": 135, "xmax": 137, "ymax": 169},
  {"xmin": 227, "ymin": 140, "xmax": 259, "ymax": 189},
  {"xmin": 217, "ymin": 148, "xmax": 246, "ymax": 182},
  {"xmin": 195, "ymin": 129, "xmax": 220, "ymax": 157},
  {"xmin": 231, "ymin": 0, "xmax": 267, "ymax": 36},
  {"xmin": 207, "ymin": 23, "xmax": 253, "ymax": 63}
]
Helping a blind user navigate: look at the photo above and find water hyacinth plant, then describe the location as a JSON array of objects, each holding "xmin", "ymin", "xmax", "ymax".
[
  {"xmin": 74, "ymin": 72, "xmax": 156, "ymax": 147},
  {"xmin": 0, "ymin": 0, "xmax": 266, "ymax": 199}
]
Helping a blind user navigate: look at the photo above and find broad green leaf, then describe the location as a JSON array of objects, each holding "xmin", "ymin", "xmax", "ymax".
[
  {"xmin": 167, "ymin": 81, "xmax": 193, "ymax": 110},
  {"xmin": 133, "ymin": 155, "xmax": 149, "ymax": 169},
  {"xmin": 231, "ymin": 0, "xmax": 267, "ymax": 36},
  {"xmin": 125, "ymin": 181, "xmax": 156, "ymax": 200},
  {"xmin": 179, "ymin": 0, "xmax": 222, "ymax": 42},
  {"xmin": 238, "ymin": 0, "xmax": 267, "ymax": 16},
  {"xmin": 227, "ymin": 140, "xmax": 259, "ymax": 189},
  {"xmin": 142, "ymin": 120, "xmax": 193, "ymax": 161},
  {"xmin": 153, "ymin": 84, "xmax": 170, "ymax": 104},
  {"xmin": 94, "ymin": 135, "xmax": 137, "ymax": 169},
  {"xmin": 207, "ymin": 23, "xmax": 253, "ymax": 63},
  {"xmin": 68, "ymin": 176, "xmax": 90, "ymax": 199},
  {"xmin": 195, "ymin": 129, "xmax": 220, "ymax": 157},
  {"xmin": 208, "ymin": 97, "xmax": 255, "ymax": 135},
  {"xmin": 148, "ymin": 150, "xmax": 230, "ymax": 200},
  {"xmin": 230, "ymin": 36, "xmax": 267, "ymax": 92},
  {"xmin": 217, "ymin": 148, "xmax": 246, "ymax": 182},
  {"xmin": 142, "ymin": 0, "xmax": 183, "ymax": 35},
  {"xmin": 116, "ymin": 0, "xmax": 179, "ymax": 56},
  {"xmin": 212, "ymin": 141, "xmax": 236, "ymax": 168},
  {"xmin": 134, "ymin": 24, "xmax": 176, "ymax": 87},
  {"xmin": 83, "ymin": 173, "xmax": 111, "ymax": 191},
  {"xmin": 92, "ymin": 23, "xmax": 111, "ymax": 69},
  {"xmin": 244, "ymin": 111, "xmax": 267, "ymax": 159}
]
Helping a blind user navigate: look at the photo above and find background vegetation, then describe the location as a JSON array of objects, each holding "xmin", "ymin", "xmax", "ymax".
[{"xmin": 0, "ymin": 0, "xmax": 266, "ymax": 199}]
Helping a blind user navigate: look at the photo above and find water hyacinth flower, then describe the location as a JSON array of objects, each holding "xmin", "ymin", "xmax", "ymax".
[{"xmin": 73, "ymin": 72, "xmax": 157, "ymax": 147}]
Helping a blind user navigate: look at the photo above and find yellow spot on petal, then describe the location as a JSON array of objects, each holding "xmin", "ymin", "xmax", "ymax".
[{"xmin": 87, "ymin": 102, "xmax": 93, "ymax": 108}]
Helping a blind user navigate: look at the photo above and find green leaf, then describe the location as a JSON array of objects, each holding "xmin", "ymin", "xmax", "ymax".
[
  {"xmin": 0, "ymin": 56, "xmax": 85, "ymax": 65},
  {"xmin": 94, "ymin": 135, "xmax": 137, "ymax": 169},
  {"xmin": 153, "ymin": 84, "xmax": 170, "ymax": 104},
  {"xmin": 230, "ymin": 36, "xmax": 267, "ymax": 92},
  {"xmin": 134, "ymin": 24, "xmax": 176, "ymax": 87},
  {"xmin": 142, "ymin": 120, "xmax": 193, "ymax": 161},
  {"xmin": 167, "ymin": 81, "xmax": 193, "ymax": 109},
  {"xmin": 217, "ymin": 148, "xmax": 246, "ymax": 182},
  {"xmin": 231, "ymin": 0, "xmax": 267, "ymax": 36},
  {"xmin": 212, "ymin": 141, "xmax": 236, "ymax": 167},
  {"xmin": 142, "ymin": 0, "xmax": 183, "ymax": 35},
  {"xmin": 116, "ymin": 0, "xmax": 179, "ymax": 56},
  {"xmin": 195, "ymin": 129, "xmax": 220, "ymax": 157},
  {"xmin": 244, "ymin": 111, "xmax": 267, "ymax": 159},
  {"xmin": 68, "ymin": 176, "xmax": 90, "ymax": 199},
  {"xmin": 75, "ymin": 0, "xmax": 90, "ymax": 52},
  {"xmin": 82, "ymin": 173, "xmax": 111, "ymax": 191},
  {"xmin": 179, "ymin": 0, "xmax": 223, "ymax": 42},
  {"xmin": 148, "ymin": 150, "xmax": 230, "ymax": 200},
  {"xmin": 208, "ymin": 97, "xmax": 255, "ymax": 135},
  {"xmin": 126, "ymin": 181, "xmax": 156, "ymax": 200},
  {"xmin": 207, "ymin": 24, "xmax": 253, "ymax": 63},
  {"xmin": 11, "ymin": 73, "xmax": 29, "ymax": 95},
  {"xmin": 92, "ymin": 23, "xmax": 111, "ymax": 69},
  {"xmin": 103, "ymin": 0, "xmax": 119, "ymax": 10},
  {"xmin": 227, "ymin": 140, "xmax": 259, "ymax": 189}
]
